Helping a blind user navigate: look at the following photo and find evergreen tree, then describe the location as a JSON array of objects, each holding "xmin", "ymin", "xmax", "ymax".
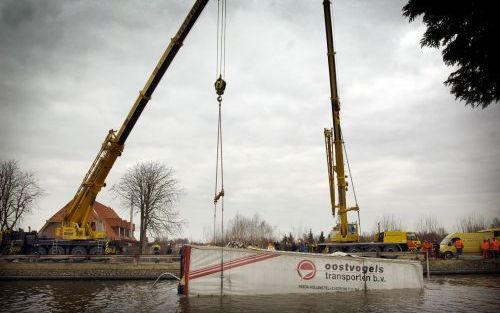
[
  {"xmin": 403, "ymin": 0, "xmax": 499, "ymax": 108},
  {"xmin": 318, "ymin": 231, "xmax": 326, "ymax": 243},
  {"xmin": 307, "ymin": 228, "xmax": 314, "ymax": 244}
]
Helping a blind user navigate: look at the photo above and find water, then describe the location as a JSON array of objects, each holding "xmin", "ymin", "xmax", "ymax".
[{"xmin": 1, "ymin": 275, "xmax": 499, "ymax": 313}]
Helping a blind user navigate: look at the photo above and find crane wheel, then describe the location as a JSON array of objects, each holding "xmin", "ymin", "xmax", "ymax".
[
  {"xmin": 1, "ymin": 246, "xmax": 11, "ymax": 255},
  {"xmin": 71, "ymin": 246, "xmax": 87, "ymax": 255},
  {"xmin": 367, "ymin": 247, "xmax": 381, "ymax": 253},
  {"xmin": 444, "ymin": 251, "xmax": 454, "ymax": 259},
  {"xmin": 383, "ymin": 245, "xmax": 398, "ymax": 252},
  {"xmin": 37, "ymin": 246, "xmax": 47, "ymax": 255},
  {"xmin": 49, "ymin": 246, "xmax": 65, "ymax": 255}
]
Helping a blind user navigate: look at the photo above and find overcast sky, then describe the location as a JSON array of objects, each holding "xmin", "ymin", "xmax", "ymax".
[{"xmin": 1, "ymin": 0, "xmax": 499, "ymax": 241}]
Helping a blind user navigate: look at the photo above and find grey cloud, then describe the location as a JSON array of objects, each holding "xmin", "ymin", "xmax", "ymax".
[{"xmin": 1, "ymin": 0, "xmax": 498, "ymax": 240}]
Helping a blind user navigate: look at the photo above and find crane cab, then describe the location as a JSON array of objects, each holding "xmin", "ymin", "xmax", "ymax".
[
  {"xmin": 55, "ymin": 220, "xmax": 106, "ymax": 240},
  {"xmin": 329, "ymin": 222, "xmax": 359, "ymax": 243}
]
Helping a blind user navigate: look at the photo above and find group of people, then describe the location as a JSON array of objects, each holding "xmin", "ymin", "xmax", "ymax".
[
  {"xmin": 480, "ymin": 238, "xmax": 499, "ymax": 259},
  {"xmin": 452, "ymin": 237, "xmax": 500, "ymax": 259},
  {"xmin": 151, "ymin": 243, "xmax": 174, "ymax": 255},
  {"xmin": 420, "ymin": 237, "xmax": 500, "ymax": 259}
]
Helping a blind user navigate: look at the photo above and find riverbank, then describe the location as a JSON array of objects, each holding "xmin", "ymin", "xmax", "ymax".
[
  {"xmin": 424, "ymin": 258, "xmax": 500, "ymax": 275},
  {"xmin": 0, "ymin": 262, "xmax": 180, "ymax": 280},
  {"xmin": 1, "ymin": 256, "xmax": 498, "ymax": 280}
]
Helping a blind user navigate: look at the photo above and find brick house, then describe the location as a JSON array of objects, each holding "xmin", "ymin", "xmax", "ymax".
[{"xmin": 39, "ymin": 201, "xmax": 136, "ymax": 241}]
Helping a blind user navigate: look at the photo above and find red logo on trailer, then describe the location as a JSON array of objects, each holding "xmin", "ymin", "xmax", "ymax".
[{"xmin": 296, "ymin": 260, "xmax": 316, "ymax": 280}]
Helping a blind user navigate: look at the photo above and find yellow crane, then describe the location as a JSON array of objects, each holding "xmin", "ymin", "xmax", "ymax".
[
  {"xmin": 55, "ymin": 0, "xmax": 209, "ymax": 244},
  {"xmin": 321, "ymin": 1, "xmax": 420, "ymax": 253},
  {"xmin": 322, "ymin": 0, "xmax": 359, "ymax": 244}
]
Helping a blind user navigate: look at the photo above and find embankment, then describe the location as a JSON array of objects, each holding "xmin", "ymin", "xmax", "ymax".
[
  {"xmin": 423, "ymin": 259, "xmax": 500, "ymax": 275},
  {"xmin": 0, "ymin": 262, "xmax": 180, "ymax": 280},
  {"xmin": 1, "ymin": 256, "xmax": 498, "ymax": 280}
]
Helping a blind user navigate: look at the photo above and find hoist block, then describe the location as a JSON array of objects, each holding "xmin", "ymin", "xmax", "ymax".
[{"xmin": 215, "ymin": 76, "xmax": 226, "ymax": 96}]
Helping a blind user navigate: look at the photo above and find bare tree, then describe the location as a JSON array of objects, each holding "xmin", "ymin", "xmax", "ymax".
[
  {"xmin": 224, "ymin": 213, "xmax": 275, "ymax": 247},
  {"xmin": 490, "ymin": 217, "xmax": 500, "ymax": 228},
  {"xmin": 414, "ymin": 215, "xmax": 447, "ymax": 241},
  {"xmin": 358, "ymin": 231, "xmax": 374, "ymax": 242},
  {"xmin": 0, "ymin": 160, "xmax": 44, "ymax": 231},
  {"xmin": 375, "ymin": 213, "xmax": 403, "ymax": 232},
  {"xmin": 112, "ymin": 161, "xmax": 183, "ymax": 254},
  {"xmin": 455, "ymin": 213, "xmax": 487, "ymax": 233}
]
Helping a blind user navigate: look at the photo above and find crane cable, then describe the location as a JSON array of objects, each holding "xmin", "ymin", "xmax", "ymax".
[
  {"xmin": 213, "ymin": 0, "xmax": 227, "ymax": 295},
  {"xmin": 340, "ymin": 127, "xmax": 361, "ymax": 235},
  {"xmin": 213, "ymin": 0, "xmax": 227, "ymax": 244}
]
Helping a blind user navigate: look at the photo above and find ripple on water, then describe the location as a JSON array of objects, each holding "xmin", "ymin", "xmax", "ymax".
[{"xmin": 0, "ymin": 275, "xmax": 499, "ymax": 313}]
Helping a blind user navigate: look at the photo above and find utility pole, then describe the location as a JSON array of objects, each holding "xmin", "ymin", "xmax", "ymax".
[{"xmin": 129, "ymin": 197, "xmax": 134, "ymax": 239}]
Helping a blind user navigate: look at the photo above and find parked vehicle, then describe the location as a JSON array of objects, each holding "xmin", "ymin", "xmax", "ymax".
[
  {"xmin": 0, "ymin": 228, "xmax": 133, "ymax": 255},
  {"xmin": 439, "ymin": 231, "xmax": 494, "ymax": 259}
]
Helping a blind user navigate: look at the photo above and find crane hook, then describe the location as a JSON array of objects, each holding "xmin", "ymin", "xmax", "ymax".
[{"xmin": 215, "ymin": 75, "xmax": 226, "ymax": 99}]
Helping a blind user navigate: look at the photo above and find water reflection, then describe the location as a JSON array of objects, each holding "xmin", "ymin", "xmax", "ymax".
[{"xmin": 1, "ymin": 275, "xmax": 499, "ymax": 313}]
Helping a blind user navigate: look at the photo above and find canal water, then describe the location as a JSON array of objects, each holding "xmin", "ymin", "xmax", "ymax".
[{"xmin": 1, "ymin": 275, "xmax": 499, "ymax": 312}]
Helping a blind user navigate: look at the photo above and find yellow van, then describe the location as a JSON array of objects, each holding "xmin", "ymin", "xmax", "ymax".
[
  {"xmin": 440, "ymin": 231, "xmax": 494, "ymax": 259},
  {"xmin": 478, "ymin": 227, "xmax": 500, "ymax": 239}
]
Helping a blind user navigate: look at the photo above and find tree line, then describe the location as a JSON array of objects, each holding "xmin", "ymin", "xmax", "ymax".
[
  {"xmin": 208, "ymin": 211, "xmax": 500, "ymax": 249},
  {"xmin": 2, "ymin": 159, "xmax": 499, "ymax": 252},
  {"xmin": 1, "ymin": 159, "xmax": 183, "ymax": 255}
]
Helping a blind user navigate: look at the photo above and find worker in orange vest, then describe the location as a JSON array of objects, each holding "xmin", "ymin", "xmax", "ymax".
[
  {"xmin": 454, "ymin": 238, "xmax": 464, "ymax": 259},
  {"xmin": 421, "ymin": 240, "xmax": 432, "ymax": 258},
  {"xmin": 421, "ymin": 240, "xmax": 433, "ymax": 260},
  {"xmin": 490, "ymin": 238, "xmax": 498, "ymax": 259},
  {"xmin": 422, "ymin": 240, "xmax": 433, "ymax": 251},
  {"xmin": 480, "ymin": 239, "xmax": 490, "ymax": 259}
]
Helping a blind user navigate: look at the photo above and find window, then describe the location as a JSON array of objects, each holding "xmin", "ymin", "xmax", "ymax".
[{"xmin": 407, "ymin": 233, "xmax": 417, "ymax": 241}]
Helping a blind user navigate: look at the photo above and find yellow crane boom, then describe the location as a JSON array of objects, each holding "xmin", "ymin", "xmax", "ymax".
[
  {"xmin": 56, "ymin": 0, "xmax": 209, "ymax": 240},
  {"xmin": 322, "ymin": 0, "xmax": 359, "ymax": 243}
]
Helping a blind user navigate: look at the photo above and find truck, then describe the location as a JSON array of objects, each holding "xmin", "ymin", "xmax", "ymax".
[
  {"xmin": 374, "ymin": 231, "xmax": 421, "ymax": 251},
  {"xmin": 0, "ymin": 228, "xmax": 129, "ymax": 255},
  {"xmin": 317, "ymin": 230, "xmax": 421, "ymax": 253},
  {"xmin": 0, "ymin": 0, "xmax": 209, "ymax": 256},
  {"xmin": 0, "ymin": 229, "xmax": 38, "ymax": 255},
  {"xmin": 317, "ymin": 0, "xmax": 420, "ymax": 254}
]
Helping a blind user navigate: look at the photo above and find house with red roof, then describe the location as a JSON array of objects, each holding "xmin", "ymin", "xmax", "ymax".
[{"xmin": 39, "ymin": 201, "xmax": 136, "ymax": 241}]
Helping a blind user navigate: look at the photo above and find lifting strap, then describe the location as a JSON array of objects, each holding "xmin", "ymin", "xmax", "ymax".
[
  {"xmin": 213, "ymin": 0, "xmax": 227, "ymax": 246},
  {"xmin": 212, "ymin": 0, "xmax": 228, "ymax": 295}
]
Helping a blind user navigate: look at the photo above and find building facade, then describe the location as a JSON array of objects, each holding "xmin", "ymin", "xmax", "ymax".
[{"xmin": 39, "ymin": 201, "xmax": 136, "ymax": 241}]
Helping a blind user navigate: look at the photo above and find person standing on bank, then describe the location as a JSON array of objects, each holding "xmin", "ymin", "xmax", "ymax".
[
  {"xmin": 433, "ymin": 240, "xmax": 440, "ymax": 259},
  {"xmin": 480, "ymin": 239, "xmax": 489, "ymax": 259},
  {"xmin": 489, "ymin": 238, "xmax": 498, "ymax": 259},
  {"xmin": 493, "ymin": 238, "xmax": 500, "ymax": 259},
  {"xmin": 454, "ymin": 238, "xmax": 464, "ymax": 259},
  {"xmin": 422, "ymin": 240, "xmax": 433, "ymax": 259}
]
